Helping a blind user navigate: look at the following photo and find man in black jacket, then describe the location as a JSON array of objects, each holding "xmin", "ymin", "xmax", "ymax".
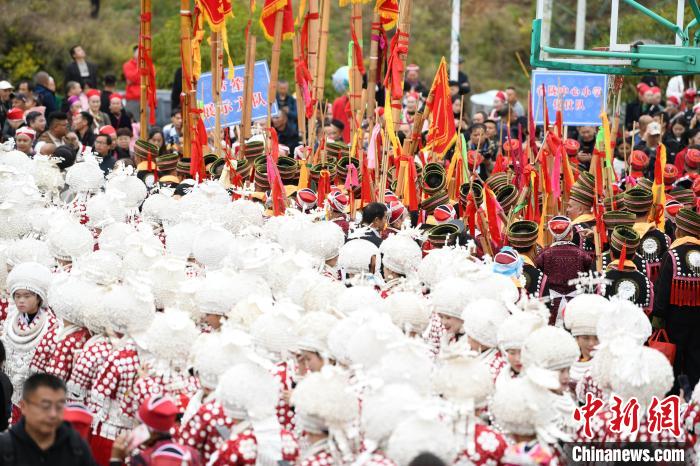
[
  {"xmin": 0, "ymin": 373, "xmax": 97, "ymax": 465},
  {"xmin": 64, "ymin": 45, "xmax": 98, "ymax": 92}
]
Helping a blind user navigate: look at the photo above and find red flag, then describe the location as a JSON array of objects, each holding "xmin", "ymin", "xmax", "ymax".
[
  {"xmin": 260, "ymin": 0, "xmax": 295, "ymax": 42},
  {"xmin": 198, "ymin": 0, "xmax": 233, "ymax": 29},
  {"xmin": 351, "ymin": 23, "xmax": 366, "ymax": 75},
  {"xmin": 383, "ymin": 30, "xmax": 408, "ymax": 100},
  {"xmin": 425, "ymin": 58, "xmax": 456, "ymax": 156},
  {"xmin": 375, "ymin": 0, "xmax": 399, "ymax": 30},
  {"xmin": 189, "ymin": 109, "xmax": 207, "ymax": 181},
  {"xmin": 266, "ymin": 128, "xmax": 286, "ymax": 215},
  {"xmin": 483, "ymin": 184, "xmax": 503, "ymax": 248},
  {"xmin": 527, "ymin": 92, "xmax": 537, "ymax": 160}
]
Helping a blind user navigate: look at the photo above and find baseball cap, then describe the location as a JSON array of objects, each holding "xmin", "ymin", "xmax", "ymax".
[
  {"xmin": 0, "ymin": 81, "xmax": 13, "ymax": 90},
  {"xmin": 647, "ymin": 121, "xmax": 662, "ymax": 135}
]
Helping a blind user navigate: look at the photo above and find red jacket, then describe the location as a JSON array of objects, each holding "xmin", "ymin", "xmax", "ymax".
[{"xmin": 123, "ymin": 58, "xmax": 140, "ymax": 101}]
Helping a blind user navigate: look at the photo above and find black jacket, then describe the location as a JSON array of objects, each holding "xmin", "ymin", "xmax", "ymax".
[
  {"xmin": 0, "ymin": 419, "xmax": 97, "ymax": 465},
  {"xmin": 64, "ymin": 61, "xmax": 98, "ymax": 91},
  {"xmin": 34, "ymin": 85, "xmax": 57, "ymax": 115},
  {"xmin": 0, "ymin": 373, "xmax": 11, "ymax": 432}
]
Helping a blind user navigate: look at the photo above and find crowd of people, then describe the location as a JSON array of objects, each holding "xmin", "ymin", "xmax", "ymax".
[{"xmin": 1, "ymin": 36, "xmax": 700, "ymax": 466}]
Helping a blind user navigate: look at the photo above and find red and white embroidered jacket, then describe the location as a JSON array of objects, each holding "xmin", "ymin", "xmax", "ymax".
[
  {"xmin": 176, "ymin": 397, "xmax": 236, "ymax": 463},
  {"xmin": 0, "ymin": 296, "xmax": 9, "ymax": 322},
  {"xmin": 481, "ymin": 348, "xmax": 507, "ymax": 384},
  {"xmin": 209, "ymin": 423, "xmax": 299, "ymax": 466},
  {"xmin": 67, "ymin": 334, "xmax": 113, "ymax": 404},
  {"xmin": 423, "ymin": 312, "xmax": 444, "ymax": 358},
  {"xmin": 272, "ymin": 361, "xmax": 295, "ymax": 432},
  {"xmin": 455, "ymin": 422, "xmax": 508, "ymax": 466},
  {"xmin": 299, "ymin": 440, "xmax": 336, "ymax": 466},
  {"xmin": 45, "ymin": 325, "xmax": 90, "ymax": 382},
  {"xmin": 90, "ymin": 339, "xmax": 141, "ymax": 440},
  {"xmin": 131, "ymin": 372, "xmax": 200, "ymax": 417},
  {"xmin": 29, "ymin": 315, "xmax": 59, "ymax": 374}
]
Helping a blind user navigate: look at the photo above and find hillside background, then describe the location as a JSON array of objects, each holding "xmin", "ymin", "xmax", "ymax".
[{"xmin": 0, "ymin": 0, "xmax": 691, "ymax": 102}]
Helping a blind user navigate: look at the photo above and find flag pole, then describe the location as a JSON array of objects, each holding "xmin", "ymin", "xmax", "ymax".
[
  {"xmin": 314, "ymin": 0, "xmax": 331, "ymax": 105},
  {"xmin": 349, "ymin": 3, "xmax": 363, "ymax": 134},
  {"xmin": 268, "ymin": 9, "xmax": 285, "ymax": 126},
  {"xmin": 179, "ymin": 0, "xmax": 193, "ymax": 159},
  {"xmin": 139, "ymin": 0, "xmax": 151, "ymax": 138},
  {"xmin": 241, "ymin": 33, "xmax": 257, "ymax": 145},
  {"xmin": 293, "ymin": 32, "xmax": 307, "ymax": 147},
  {"xmin": 211, "ymin": 30, "xmax": 223, "ymax": 157},
  {"xmin": 391, "ymin": 0, "xmax": 412, "ymax": 124},
  {"xmin": 366, "ymin": 11, "xmax": 381, "ymax": 121}
]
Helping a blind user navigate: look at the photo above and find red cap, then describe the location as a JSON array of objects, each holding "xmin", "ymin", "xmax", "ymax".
[
  {"xmin": 650, "ymin": 86, "xmax": 661, "ymax": 95},
  {"xmin": 433, "ymin": 204, "xmax": 456, "ymax": 223},
  {"xmin": 14, "ymin": 126, "xmax": 36, "ymax": 140},
  {"xmin": 630, "ymin": 150, "xmax": 649, "ymax": 176},
  {"xmin": 636, "ymin": 83, "xmax": 650, "ymax": 95},
  {"xmin": 687, "ymin": 148, "xmax": 700, "ymax": 169},
  {"xmin": 151, "ymin": 442, "xmax": 192, "ymax": 466},
  {"xmin": 693, "ymin": 177, "xmax": 700, "ymax": 196},
  {"xmin": 663, "ymin": 164, "xmax": 679, "ymax": 185},
  {"xmin": 138, "ymin": 395, "xmax": 179, "ymax": 433},
  {"xmin": 388, "ymin": 200, "xmax": 406, "ymax": 224},
  {"xmin": 563, "ymin": 138, "xmax": 581, "ymax": 156},
  {"xmin": 494, "ymin": 247, "xmax": 519, "ymax": 265},
  {"xmin": 64, "ymin": 403, "xmax": 93, "ymax": 439},
  {"xmin": 665, "ymin": 199, "xmax": 683, "ymax": 218},
  {"xmin": 7, "ymin": 107, "xmax": 23, "ymax": 120},
  {"xmin": 667, "ymin": 95, "xmax": 680, "ymax": 106},
  {"xmin": 86, "ymin": 89, "xmax": 101, "ymax": 99},
  {"xmin": 296, "ymin": 188, "xmax": 318, "ymax": 210},
  {"xmin": 502, "ymin": 139, "xmax": 521, "ymax": 153},
  {"xmin": 467, "ymin": 150, "xmax": 484, "ymax": 167},
  {"xmin": 495, "ymin": 91, "xmax": 507, "ymax": 102},
  {"xmin": 384, "ymin": 190, "xmax": 399, "ymax": 203},
  {"xmin": 327, "ymin": 190, "xmax": 349, "ymax": 212},
  {"xmin": 99, "ymin": 125, "xmax": 117, "ymax": 137},
  {"xmin": 548, "ymin": 215, "xmax": 573, "ymax": 239},
  {"xmin": 685, "ymin": 88, "xmax": 697, "ymax": 101},
  {"xmin": 109, "ymin": 92, "xmax": 123, "ymax": 101}
]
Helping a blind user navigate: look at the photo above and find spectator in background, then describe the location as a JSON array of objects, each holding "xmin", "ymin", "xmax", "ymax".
[
  {"xmin": 108, "ymin": 93, "xmax": 132, "ymax": 130},
  {"xmin": 100, "ymin": 74, "xmax": 117, "ymax": 113},
  {"xmin": 86, "ymin": 90, "xmax": 110, "ymax": 131},
  {"xmin": 61, "ymin": 81, "xmax": 86, "ymax": 113},
  {"xmin": 162, "ymin": 108, "xmax": 182, "ymax": 148},
  {"xmin": 72, "ymin": 111, "xmax": 96, "ymax": 147},
  {"xmin": 115, "ymin": 127, "xmax": 133, "ymax": 160},
  {"xmin": 451, "ymin": 95, "xmax": 468, "ymax": 133},
  {"xmin": 64, "ymin": 45, "xmax": 98, "ymax": 91},
  {"xmin": 505, "ymin": 86, "xmax": 525, "ymax": 117},
  {"xmin": 634, "ymin": 115, "xmax": 653, "ymax": 145},
  {"xmin": 665, "ymin": 95, "xmax": 682, "ymax": 122},
  {"xmin": 625, "ymin": 82, "xmax": 648, "ymax": 131},
  {"xmin": 471, "ymin": 111, "xmax": 488, "ymax": 125},
  {"xmin": 148, "ymin": 127, "xmax": 167, "ymax": 156},
  {"xmin": 123, "ymin": 46, "xmax": 140, "ymax": 121},
  {"xmin": 0, "ymin": 80, "xmax": 12, "ymax": 129},
  {"xmin": 14, "ymin": 127, "xmax": 36, "ymax": 157},
  {"xmin": 276, "ymin": 80, "xmax": 298, "ymax": 132},
  {"xmin": 0, "ymin": 374, "xmax": 97, "ymax": 465},
  {"xmin": 33, "ymin": 72, "xmax": 57, "ymax": 115},
  {"xmin": 26, "ymin": 111, "xmax": 46, "ymax": 138},
  {"xmin": 449, "ymin": 80, "xmax": 460, "ymax": 98},
  {"xmin": 403, "ymin": 64, "xmax": 429, "ymax": 98},
  {"xmin": 457, "ymin": 57, "xmax": 471, "ymax": 95},
  {"xmin": 576, "ymin": 125, "xmax": 597, "ymax": 170},
  {"xmin": 489, "ymin": 91, "xmax": 507, "ymax": 121},
  {"xmin": 38, "ymin": 112, "xmax": 68, "ymax": 146},
  {"xmin": 664, "ymin": 118, "xmax": 687, "ymax": 162},
  {"xmin": 323, "ymin": 119, "xmax": 344, "ymax": 143},
  {"xmin": 0, "ymin": 341, "xmax": 11, "ymax": 432},
  {"xmin": 2, "ymin": 108, "xmax": 24, "ymax": 141},
  {"xmin": 272, "ymin": 109, "xmax": 300, "ymax": 155},
  {"xmin": 635, "ymin": 121, "xmax": 662, "ymax": 177},
  {"xmin": 16, "ymin": 79, "xmax": 32, "ymax": 95},
  {"xmin": 94, "ymin": 134, "xmax": 116, "ymax": 174}
]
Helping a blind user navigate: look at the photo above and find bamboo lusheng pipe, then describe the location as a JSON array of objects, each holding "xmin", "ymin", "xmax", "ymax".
[
  {"xmin": 391, "ymin": 0, "xmax": 412, "ymax": 124},
  {"xmin": 314, "ymin": 0, "xmax": 331, "ymax": 105},
  {"xmin": 293, "ymin": 33, "xmax": 307, "ymax": 147},
  {"xmin": 211, "ymin": 30, "xmax": 223, "ymax": 157},
  {"xmin": 241, "ymin": 35, "xmax": 256, "ymax": 142},
  {"xmin": 366, "ymin": 11, "xmax": 381, "ymax": 122},
  {"xmin": 139, "ymin": 0, "xmax": 151, "ymax": 138},
  {"xmin": 349, "ymin": 3, "xmax": 363, "ymax": 134},
  {"xmin": 268, "ymin": 9, "xmax": 285, "ymax": 125},
  {"xmin": 180, "ymin": 1, "xmax": 193, "ymax": 159},
  {"xmin": 307, "ymin": 0, "xmax": 320, "ymax": 82}
]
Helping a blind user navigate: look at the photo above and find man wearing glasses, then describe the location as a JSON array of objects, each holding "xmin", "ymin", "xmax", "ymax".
[{"xmin": 0, "ymin": 373, "xmax": 98, "ymax": 465}]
